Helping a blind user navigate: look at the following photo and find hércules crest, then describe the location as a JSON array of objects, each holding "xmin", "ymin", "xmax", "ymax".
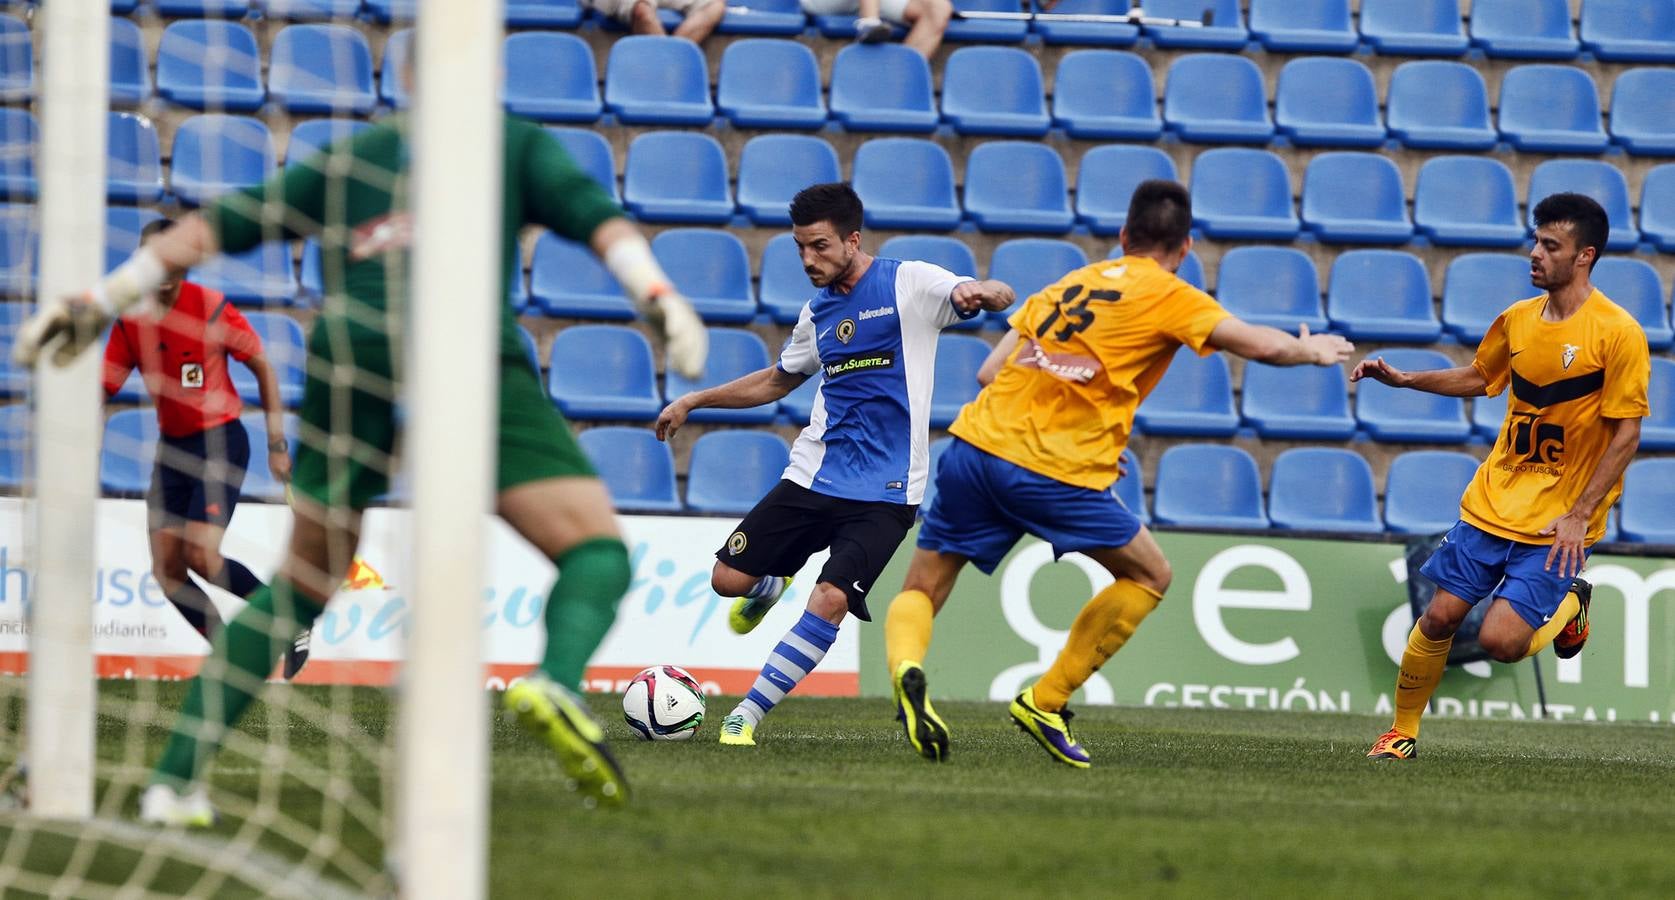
[
  {"xmin": 1561, "ymin": 343, "xmax": 1579, "ymax": 370},
  {"xmin": 727, "ymin": 531, "xmax": 748, "ymax": 555},
  {"xmin": 836, "ymin": 318, "xmax": 856, "ymax": 344}
]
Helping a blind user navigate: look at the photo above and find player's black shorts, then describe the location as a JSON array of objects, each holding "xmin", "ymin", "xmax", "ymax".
[
  {"xmin": 147, "ymin": 418, "xmax": 250, "ymax": 530},
  {"xmin": 715, "ymin": 480, "xmax": 917, "ymax": 622}
]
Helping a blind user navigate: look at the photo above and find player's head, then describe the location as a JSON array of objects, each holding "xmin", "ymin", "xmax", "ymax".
[
  {"xmin": 1118, "ymin": 180, "xmax": 1194, "ymax": 272},
  {"xmin": 140, "ymin": 216, "xmax": 183, "ymax": 299},
  {"xmin": 1530, "ymin": 192, "xmax": 1606, "ymax": 290},
  {"xmin": 789, "ymin": 182, "xmax": 864, "ymax": 289}
]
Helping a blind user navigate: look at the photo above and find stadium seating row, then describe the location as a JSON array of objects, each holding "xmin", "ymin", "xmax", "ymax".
[{"xmin": 61, "ymin": 19, "xmax": 1675, "ymax": 156}]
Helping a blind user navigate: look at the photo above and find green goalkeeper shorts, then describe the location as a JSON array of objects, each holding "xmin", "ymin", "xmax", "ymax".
[{"xmin": 292, "ymin": 341, "xmax": 596, "ymax": 511}]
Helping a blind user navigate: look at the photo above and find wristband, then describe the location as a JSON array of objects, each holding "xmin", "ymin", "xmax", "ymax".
[
  {"xmin": 95, "ymin": 247, "xmax": 168, "ymax": 316},
  {"xmin": 602, "ymin": 235, "xmax": 673, "ymax": 312}
]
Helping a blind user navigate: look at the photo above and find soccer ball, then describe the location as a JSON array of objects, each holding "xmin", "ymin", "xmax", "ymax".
[{"xmin": 622, "ymin": 665, "xmax": 706, "ymax": 741}]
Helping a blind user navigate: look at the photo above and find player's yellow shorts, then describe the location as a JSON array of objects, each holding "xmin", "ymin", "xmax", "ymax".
[{"xmin": 291, "ymin": 335, "xmax": 594, "ymax": 511}]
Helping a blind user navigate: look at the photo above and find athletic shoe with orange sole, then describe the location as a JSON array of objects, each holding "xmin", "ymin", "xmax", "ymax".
[
  {"xmin": 1553, "ymin": 577, "xmax": 1592, "ymax": 660},
  {"xmin": 1366, "ymin": 729, "xmax": 1417, "ymax": 760}
]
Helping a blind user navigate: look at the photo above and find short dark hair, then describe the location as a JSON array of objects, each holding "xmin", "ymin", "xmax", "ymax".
[
  {"xmin": 1124, "ymin": 180, "xmax": 1193, "ymax": 253},
  {"xmin": 140, "ymin": 216, "xmax": 176, "ymax": 243},
  {"xmin": 1532, "ymin": 192, "xmax": 1608, "ymax": 268},
  {"xmin": 789, "ymin": 182, "xmax": 864, "ymax": 237}
]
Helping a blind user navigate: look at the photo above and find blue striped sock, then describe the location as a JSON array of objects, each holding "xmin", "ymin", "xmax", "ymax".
[{"xmin": 734, "ymin": 611, "xmax": 839, "ymax": 726}]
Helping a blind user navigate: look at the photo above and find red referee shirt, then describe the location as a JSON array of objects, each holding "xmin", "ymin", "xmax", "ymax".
[{"xmin": 102, "ymin": 282, "xmax": 263, "ymax": 439}]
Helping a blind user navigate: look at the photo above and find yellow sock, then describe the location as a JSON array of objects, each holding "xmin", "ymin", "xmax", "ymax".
[
  {"xmin": 885, "ymin": 590, "xmax": 935, "ymax": 676},
  {"xmin": 1520, "ymin": 590, "xmax": 1581, "ymax": 660},
  {"xmin": 1033, "ymin": 579, "xmax": 1163, "ymax": 712},
  {"xmin": 1392, "ymin": 623, "xmax": 1453, "ymax": 738}
]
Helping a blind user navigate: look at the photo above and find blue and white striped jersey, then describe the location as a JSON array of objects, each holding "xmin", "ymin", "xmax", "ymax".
[{"xmin": 777, "ymin": 257, "xmax": 975, "ymax": 505}]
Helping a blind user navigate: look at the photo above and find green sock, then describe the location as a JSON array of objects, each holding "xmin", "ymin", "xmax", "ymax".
[
  {"xmin": 539, "ymin": 538, "xmax": 632, "ymax": 690},
  {"xmin": 153, "ymin": 578, "xmax": 323, "ymax": 788}
]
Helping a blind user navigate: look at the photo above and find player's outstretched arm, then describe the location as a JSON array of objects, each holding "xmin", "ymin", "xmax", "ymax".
[
  {"xmin": 977, "ymin": 331, "xmax": 1021, "ymax": 386},
  {"xmin": 951, "ymin": 280, "xmax": 1016, "ymax": 316},
  {"xmin": 1348, "ymin": 355, "xmax": 1488, "ymax": 397},
  {"xmin": 1207, "ymin": 318, "xmax": 1352, "ymax": 367},
  {"xmin": 591, "ymin": 218, "xmax": 707, "ymax": 381},
  {"xmin": 655, "ymin": 366, "xmax": 810, "ymax": 441}
]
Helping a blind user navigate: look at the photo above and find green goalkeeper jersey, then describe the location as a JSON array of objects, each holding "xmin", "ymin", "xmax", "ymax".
[{"xmin": 206, "ymin": 114, "xmax": 622, "ymax": 365}]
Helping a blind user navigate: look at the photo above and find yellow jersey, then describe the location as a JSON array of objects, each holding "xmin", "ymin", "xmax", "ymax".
[
  {"xmin": 1462, "ymin": 290, "xmax": 1650, "ymax": 545},
  {"xmin": 950, "ymin": 255, "xmax": 1232, "ymax": 491}
]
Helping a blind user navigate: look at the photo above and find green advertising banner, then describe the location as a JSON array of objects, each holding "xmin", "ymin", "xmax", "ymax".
[{"xmin": 858, "ymin": 530, "xmax": 1675, "ymax": 725}]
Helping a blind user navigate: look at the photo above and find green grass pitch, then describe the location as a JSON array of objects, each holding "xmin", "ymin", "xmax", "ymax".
[{"xmin": 4, "ymin": 682, "xmax": 1675, "ymax": 898}]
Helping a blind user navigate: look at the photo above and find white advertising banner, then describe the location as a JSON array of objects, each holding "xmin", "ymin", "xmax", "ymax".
[{"xmin": 0, "ymin": 498, "xmax": 859, "ymax": 696}]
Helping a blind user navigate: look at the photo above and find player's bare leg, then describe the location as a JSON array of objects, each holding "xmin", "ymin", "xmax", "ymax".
[
  {"xmin": 714, "ymin": 558, "xmax": 793, "ymax": 635},
  {"xmin": 884, "ymin": 548, "xmax": 967, "ymax": 760},
  {"xmin": 150, "ymin": 526, "xmax": 223, "ymax": 639}
]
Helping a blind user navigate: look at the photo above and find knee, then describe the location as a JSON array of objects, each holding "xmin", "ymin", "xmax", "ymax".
[
  {"xmin": 185, "ymin": 545, "xmax": 221, "ymax": 579},
  {"xmin": 808, "ymin": 584, "xmax": 849, "ymax": 624},
  {"xmin": 710, "ymin": 561, "xmax": 755, "ymax": 597},
  {"xmin": 924, "ymin": 0, "xmax": 952, "ymax": 26},
  {"xmin": 1418, "ymin": 604, "xmax": 1463, "ymax": 641},
  {"xmin": 1138, "ymin": 558, "xmax": 1173, "ymax": 596},
  {"xmin": 152, "ymin": 559, "xmax": 188, "ymax": 591},
  {"xmin": 1479, "ymin": 631, "xmax": 1527, "ymax": 664}
]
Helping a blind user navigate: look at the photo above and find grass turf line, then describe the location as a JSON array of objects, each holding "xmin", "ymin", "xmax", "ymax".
[{"xmin": 4, "ymin": 683, "xmax": 1675, "ymax": 897}]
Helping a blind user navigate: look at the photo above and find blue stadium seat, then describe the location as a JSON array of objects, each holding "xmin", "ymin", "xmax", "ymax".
[
  {"xmin": 1472, "ymin": 389, "xmax": 1506, "ymax": 441},
  {"xmin": 653, "ymin": 229, "xmax": 757, "ymax": 324},
  {"xmin": 157, "ymin": 21, "xmax": 265, "ymax": 113},
  {"xmin": 236, "ymin": 412, "xmax": 300, "ymax": 504},
  {"xmin": 778, "ymin": 371, "xmax": 822, "ymax": 424},
  {"xmin": 287, "ymin": 118, "xmax": 372, "ymax": 170},
  {"xmin": 1498, "ymin": 65, "xmax": 1609, "ymax": 153},
  {"xmin": 1609, "ymin": 69, "xmax": 1675, "ymax": 155},
  {"xmin": 0, "ymin": 205, "xmax": 34, "ymax": 297},
  {"xmin": 544, "ymin": 126, "xmax": 617, "ymax": 201},
  {"xmin": 264, "ymin": 0, "xmax": 365, "ymax": 19},
  {"xmin": 930, "ymin": 334, "xmax": 992, "ymax": 428},
  {"xmin": 1051, "ymin": 51, "xmax": 1161, "ymax": 140},
  {"xmin": 686, "ymin": 431, "xmax": 790, "ymax": 515},
  {"xmin": 1385, "ymin": 62, "xmax": 1498, "ymax": 151},
  {"xmin": 1163, "ymin": 54, "xmax": 1274, "ymax": 144},
  {"xmin": 1360, "ymin": 0, "xmax": 1469, "ymax": 55},
  {"xmin": 1641, "ymin": 358, "xmax": 1675, "ymax": 450},
  {"xmin": 1075, "ymin": 145, "xmax": 1175, "ymax": 235},
  {"xmin": 1190, "ymin": 149, "xmax": 1298, "ymax": 240},
  {"xmin": 830, "ymin": 45, "xmax": 937, "ymax": 133},
  {"xmin": 603, "ymin": 37, "xmax": 713, "ymax": 126},
  {"xmin": 852, "ymin": 139, "xmax": 960, "ymax": 231},
  {"xmin": 988, "ymin": 239, "xmax": 1087, "ymax": 304},
  {"xmin": 576, "ymin": 427, "xmax": 680, "ymax": 513},
  {"xmin": 1442, "ymin": 253, "xmax": 1527, "ymax": 343},
  {"xmin": 1030, "ymin": 0, "xmax": 1138, "ymax": 47},
  {"xmin": 1413, "ymin": 156, "xmax": 1526, "ymax": 247},
  {"xmin": 110, "ymin": 17, "xmax": 151, "ymax": 107},
  {"xmin": 945, "ymin": 0, "xmax": 1029, "ymax": 43},
  {"xmin": 876, "ymin": 237, "xmax": 979, "ymax": 331},
  {"xmin": 664, "ymin": 328, "xmax": 774, "ymax": 423},
  {"xmin": 0, "ymin": 109, "xmax": 33, "ymax": 201},
  {"xmin": 1274, "ymin": 57, "xmax": 1385, "ymax": 148},
  {"xmin": 759, "ymin": 233, "xmax": 813, "ymax": 324},
  {"xmin": 1141, "ymin": 0, "xmax": 1247, "ymax": 49},
  {"xmin": 1591, "ymin": 258, "xmax": 1674, "ymax": 350},
  {"xmin": 1326, "ymin": 250, "xmax": 1442, "ymax": 342},
  {"xmin": 1152, "ymin": 444, "xmax": 1267, "ymax": 529},
  {"xmin": 1384, "ymin": 450, "xmax": 1478, "ymax": 535},
  {"xmin": 269, "ymin": 25, "xmax": 375, "ymax": 116},
  {"xmin": 502, "ymin": 32, "xmax": 600, "ymax": 123},
  {"xmin": 380, "ymin": 29, "xmax": 412, "ymax": 109},
  {"xmin": 0, "ymin": 14, "xmax": 27, "ymax": 103},
  {"xmin": 170, "ymin": 115, "xmax": 274, "ymax": 207},
  {"xmin": 1134, "ymin": 348, "xmax": 1238, "ymax": 436},
  {"xmin": 1176, "ymin": 251, "xmax": 1206, "ymax": 290},
  {"xmin": 736, "ymin": 135, "xmax": 839, "ymax": 226},
  {"xmin": 232, "ymin": 312, "xmax": 305, "ymax": 407},
  {"xmin": 1525, "ymin": 159, "xmax": 1639, "ymax": 251},
  {"xmin": 101, "ymin": 409, "xmax": 158, "ymax": 496},
  {"xmin": 964, "ymin": 142, "xmax": 1074, "ymax": 234},
  {"xmin": 1112, "ymin": 448, "xmax": 1146, "ymax": 523},
  {"xmin": 1641, "ymin": 165, "xmax": 1675, "ymax": 252},
  {"xmin": 1471, "ymin": 0, "xmax": 1579, "ymax": 59},
  {"xmin": 517, "ymin": 324, "xmax": 540, "ymax": 373},
  {"xmin": 0, "ymin": 332, "xmax": 27, "ymax": 397},
  {"xmin": 529, "ymin": 232, "xmax": 633, "ymax": 320},
  {"xmin": 0, "ymin": 404, "xmax": 26, "ymax": 487},
  {"xmin": 157, "ymin": 0, "xmax": 251, "ymax": 14},
  {"xmin": 506, "ymin": 0, "xmax": 585, "ymax": 27},
  {"xmin": 1268, "ymin": 448, "xmax": 1380, "ymax": 533},
  {"xmin": 1581, "ymin": 0, "xmax": 1675, "ymax": 61},
  {"xmin": 0, "ymin": 296, "xmax": 33, "ymax": 333},
  {"xmin": 1300, "ymin": 153, "xmax": 1413, "ymax": 244},
  {"xmin": 105, "ymin": 207, "xmax": 162, "ymax": 276},
  {"xmin": 107, "ymin": 112, "xmax": 165, "ymax": 205},
  {"xmin": 1240, "ymin": 362, "xmax": 1355, "ymax": 440},
  {"xmin": 188, "ymin": 242, "xmax": 298, "ymax": 307},
  {"xmin": 1248, "ymin": 0, "xmax": 1356, "ymax": 53},
  {"xmin": 364, "ymin": 0, "xmax": 416, "ymax": 23},
  {"xmin": 546, "ymin": 325, "xmax": 662, "ymax": 420},
  {"xmin": 1215, "ymin": 247, "xmax": 1327, "ymax": 332},
  {"xmin": 1356, "ymin": 348, "xmax": 1472, "ymax": 443},
  {"xmin": 717, "ymin": 0, "xmax": 806, "ymax": 35},
  {"xmin": 941, "ymin": 47, "xmax": 1049, "ymax": 137},
  {"xmin": 1619, "ymin": 459, "xmax": 1675, "ymax": 543},
  {"xmin": 622, "ymin": 132, "xmax": 732, "ymax": 225},
  {"xmin": 717, "ymin": 40, "xmax": 826, "ymax": 130}
]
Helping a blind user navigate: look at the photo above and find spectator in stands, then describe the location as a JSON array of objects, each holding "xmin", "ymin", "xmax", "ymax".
[
  {"xmin": 802, "ymin": 0, "xmax": 953, "ymax": 58},
  {"xmin": 588, "ymin": 0, "xmax": 725, "ymax": 44}
]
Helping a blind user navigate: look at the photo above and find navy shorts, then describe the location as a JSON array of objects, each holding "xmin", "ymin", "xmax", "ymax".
[
  {"xmin": 1419, "ymin": 520, "xmax": 1585, "ymax": 629},
  {"xmin": 917, "ymin": 438, "xmax": 1142, "ymax": 575},
  {"xmin": 147, "ymin": 418, "xmax": 250, "ymax": 530}
]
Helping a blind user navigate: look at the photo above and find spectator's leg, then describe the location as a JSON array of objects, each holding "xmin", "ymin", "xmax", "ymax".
[
  {"xmin": 673, "ymin": 0, "xmax": 725, "ymax": 43},
  {"xmin": 855, "ymin": 0, "xmax": 893, "ymax": 42},
  {"xmin": 630, "ymin": 0, "xmax": 668, "ymax": 34},
  {"xmin": 898, "ymin": 0, "xmax": 951, "ymax": 58}
]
